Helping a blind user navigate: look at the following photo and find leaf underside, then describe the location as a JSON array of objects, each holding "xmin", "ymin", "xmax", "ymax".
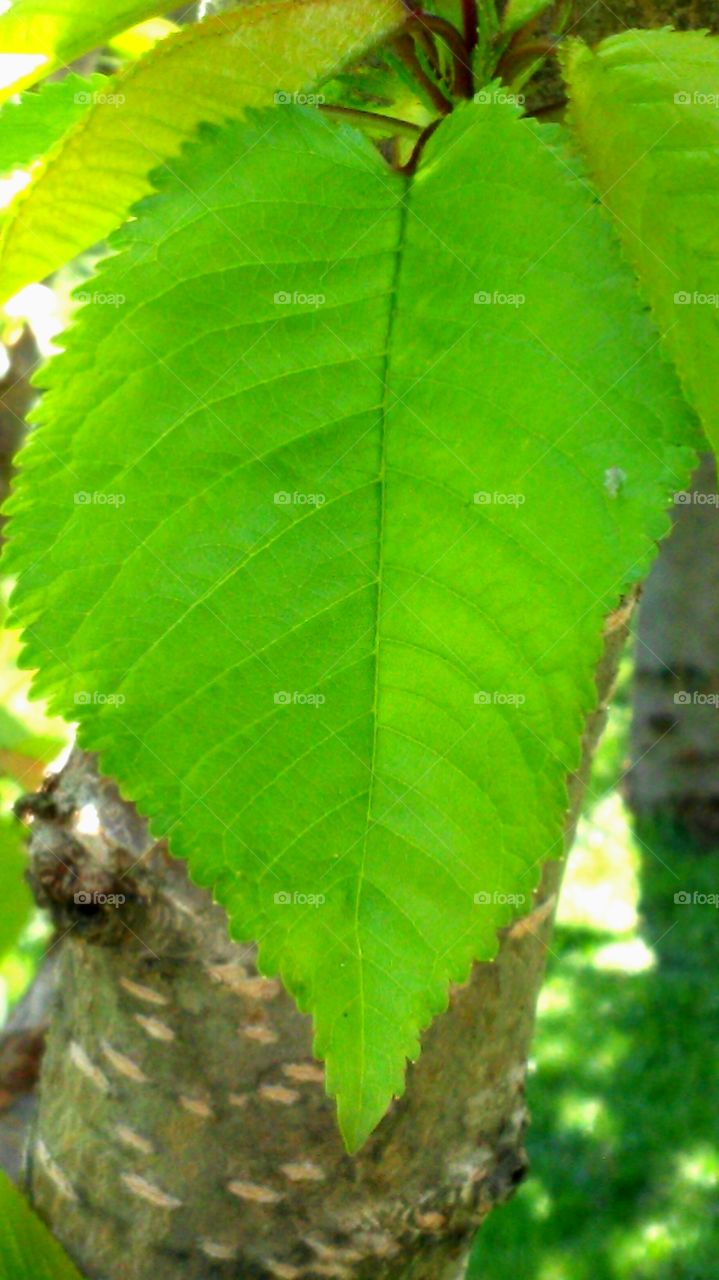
[
  {"xmin": 5, "ymin": 101, "xmax": 697, "ymax": 1149},
  {"xmin": 564, "ymin": 29, "xmax": 719, "ymax": 453},
  {"xmin": 0, "ymin": 0, "xmax": 407, "ymax": 305}
]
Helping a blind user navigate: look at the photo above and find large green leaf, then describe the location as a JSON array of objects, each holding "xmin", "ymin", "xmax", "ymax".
[
  {"xmin": 0, "ymin": 1169, "xmax": 83, "ymax": 1279},
  {"xmin": 564, "ymin": 30, "xmax": 719, "ymax": 453},
  {"xmin": 0, "ymin": 0, "xmax": 407, "ymax": 305},
  {"xmin": 0, "ymin": 0, "xmax": 180, "ymax": 100},
  {"xmin": 4, "ymin": 102, "xmax": 697, "ymax": 1149},
  {"xmin": 0, "ymin": 75, "xmax": 100, "ymax": 177}
]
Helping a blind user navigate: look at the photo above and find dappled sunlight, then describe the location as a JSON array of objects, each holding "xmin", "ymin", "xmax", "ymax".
[{"xmin": 469, "ymin": 667, "xmax": 719, "ymax": 1280}]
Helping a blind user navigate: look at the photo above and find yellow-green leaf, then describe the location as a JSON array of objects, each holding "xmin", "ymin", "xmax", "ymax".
[
  {"xmin": 0, "ymin": 0, "xmax": 181, "ymax": 101},
  {"xmin": 0, "ymin": 0, "xmax": 407, "ymax": 306}
]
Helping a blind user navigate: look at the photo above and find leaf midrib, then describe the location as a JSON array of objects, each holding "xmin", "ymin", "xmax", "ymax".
[{"xmin": 348, "ymin": 180, "xmax": 411, "ymax": 1137}]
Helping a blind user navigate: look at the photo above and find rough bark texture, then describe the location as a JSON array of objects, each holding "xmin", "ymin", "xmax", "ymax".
[
  {"xmin": 628, "ymin": 454, "xmax": 719, "ymax": 843},
  {"xmin": 9, "ymin": 602, "xmax": 632, "ymax": 1280}
]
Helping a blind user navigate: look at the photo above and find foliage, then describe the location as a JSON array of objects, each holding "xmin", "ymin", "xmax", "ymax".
[
  {"xmin": 0, "ymin": 0, "xmax": 181, "ymax": 99},
  {"xmin": 0, "ymin": 1169, "xmax": 83, "ymax": 1278},
  {"xmin": 0, "ymin": 0, "xmax": 406, "ymax": 305},
  {"xmin": 565, "ymin": 30, "xmax": 719, "ymax": 455},
  {"xmin": 0, "ymin": 2, "xmax": 716, "ymax": 1151}
]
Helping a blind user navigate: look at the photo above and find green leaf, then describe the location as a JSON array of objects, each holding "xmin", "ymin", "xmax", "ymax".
[
  {"xmin": 0, "ymin": 1168, "xmax": 83, "ymax": 1278},
  {"xmin": 502, "ymin": 0, "xmax": 554, "ymax": 36},
  {"xmin": 564, "ymin": 30, "xmax": 719, "ymax": 453},
  {"xmin": 0, "ymin": 818, "xmax": 32, "ymax": 960},
  {"xmin": 0, "ymin": 0, "xmax": 180, "ymax": 100},
  {"xmin": 0, "ymin": 0, "xmax": 407, "ymax": 305},
  {"xmin": 0, "ymin": 75, "xmax": 100, "ymax": 177},
  {"xmin": 4, "ymin": 102, "xmax": 697, "ymax": 1150}
]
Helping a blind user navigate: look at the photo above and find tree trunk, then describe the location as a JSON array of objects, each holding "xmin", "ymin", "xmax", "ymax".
[
  {"xmin": 10, "ymin": 603, "xmax": 630, "ymax": 1280},
  {"xmin": 627, "ymin": 454, "xmax": 719, "ymax": 843}
]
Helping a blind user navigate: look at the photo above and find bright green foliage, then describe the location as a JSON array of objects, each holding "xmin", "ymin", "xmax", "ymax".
[
  {"xmin": 0, "ymin": 75, "xmax": 98, "ymax": 176},
  {"xmin": 565, "ymin": 30, "xmax": 719, "ymax": 454},
  {"xmin": 0, "ymin": 0, "xmax": 407, "ymax": 305},
  {"xmin": 5, "ymin": 101, "xmax": 697, "ymax": 1149},
  {"xmin": 0, "ymin": 1170, "xmax": 83, "ymax": 1278},
  {"xmin": 0, "ymin": 818, "xmax": 32, "ymax": 959},
  {"xmin": 0, "ymin": 0, "xmax": 180, "ymax": 100}
]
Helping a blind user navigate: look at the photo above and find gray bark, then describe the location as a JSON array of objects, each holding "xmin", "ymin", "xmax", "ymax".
[{"xmin": 628, "ymin": 454, "xmax": 719, "ymax": 842}]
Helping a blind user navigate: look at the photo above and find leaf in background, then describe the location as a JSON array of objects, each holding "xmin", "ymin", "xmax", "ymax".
[
  {"xmin": 0, "ymin": 818, "xmax": 32, "ymax": 959},
  {"xmin": 0, "ymin": 0, "xmax": 407, "ymax": 306},
  {"xmin": 4, "ymin": 102, "xmax": 697, "ymax": 1150},
  {"xmin": 0, "ymin": 0, "xmax": 181, "ymax": 100},
  {"xmin": 0, "ymin": 75, "xmax": 101, "ymax": 177},
  {"xmin": 0, "ymin": 1168, "xmax": 83, "ymax": 1278},
  {"xmin": 564, "ymin": 30, "xmax": 719, "ymax": 452},
  {"xmin": 502, "ymin": 0, "xmax": 554, "ymax": 36}
]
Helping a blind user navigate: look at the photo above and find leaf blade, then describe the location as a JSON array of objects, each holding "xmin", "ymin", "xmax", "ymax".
[
  {"xmin": 564, "ymin": 29, "xmax": 719, "ymax": 453},
  {"xmin": 0, "ymin": 1169, "xmax": 84, "ymax": 1279},
  {"xmin": 5, "ymin": 103, "xmax": 698, "ymax": 1149},
  {"xmin": 0, "ymin": 0, "xmax": 180, "ymax": 100},
  {"xmin": 0, "ymin": 0, "xmax": 407, "ymax": 305}
]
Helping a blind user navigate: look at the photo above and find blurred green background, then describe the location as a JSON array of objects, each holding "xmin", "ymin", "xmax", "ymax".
[{"xmin": 468, "ymin": 655, "xmax": 719, "ymax": 1280}]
